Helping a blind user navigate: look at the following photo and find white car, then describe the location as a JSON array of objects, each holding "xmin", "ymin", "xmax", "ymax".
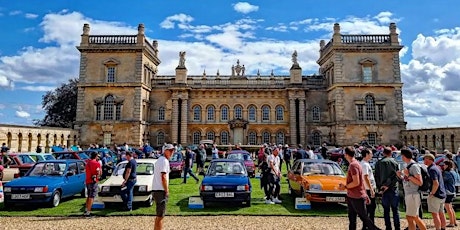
[{"xmin": 98, "ymin": 158, "xmax": 157, "ymax": 206}]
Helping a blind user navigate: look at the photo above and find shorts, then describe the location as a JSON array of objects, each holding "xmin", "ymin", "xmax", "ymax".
[
  {"xmin": 86, "ymin": 183, "xmax": 98, "ymax": 198},
  {"xmin": 153, "ymin": 190, "xmax": 168, "ymax": 217},
  {"xmin": 404, "ymin": 193, "xmax": 421, "ymax": 217},
  {"xmin": 445, "ymin": 194, "xmax": 455, "ymax": 204},
  {"xmin": 427, "ymin": 195, "xmax": 445, "ymax": 213}
]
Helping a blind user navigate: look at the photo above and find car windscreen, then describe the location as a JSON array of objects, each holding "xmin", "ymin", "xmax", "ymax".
[
  {"xmin": 28, "ymin": 162, "xmax": 67, "ymax": 176},
  {"xmin": 302, "ymin": 162, "xmax": 344, "ymax": 176},
  {"xmin": 113, "ymin": 162, "xmax": 154, "ymax": 176},
  {"xmin": 227, "ymin": 153, "xmax": 250, "ymax": 161},
  {"xmin": 207, "ymin": 161, "xmax": 247, "ymax": 176},
  {"xmin": 44, "ymin": 155, "xmax": 56, "ymax": 160},
  {"xmin": 18, "ymin": 155, "xmax": 36, "ymax": 164},
  {"xmin": 78, "ymin": 152, "xmax": 90, "ymax": 159}
]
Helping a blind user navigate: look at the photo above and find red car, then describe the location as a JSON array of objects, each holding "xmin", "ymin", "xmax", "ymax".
[
  {"xmin": 327, "ymin": 148, "xmax": 344, "ymax": 162},
  {"xmin": 169, "ymin": 152, "xmax": 184, "ymax": 178},
  {"xmin": 52, "ymin": 151, "xmax": 90, "ymax": 162},
  {"xmin": 4, "ymin": 153, "xmax": 36, "ymax": 177},
  {"xmin": 226, "ymin": 150, "xmax": 255, "ymax": 177}
]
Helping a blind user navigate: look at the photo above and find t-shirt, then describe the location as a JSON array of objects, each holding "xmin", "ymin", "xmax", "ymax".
[
  {"xmin": 267, "ymin": 154, "xmax": 280, "ymax": 175},
  {"xmin": 185, "ymin": 151, "xmax": 193, "ymax": 168},
  {"xmin": 85, "ymin": 159, "xmax": 101, "ymax": 184},
  {"xmin": 123, "ymin": 158, "xmax": 137, "ymax": 180},
  {"xmin": 153, "ymin": 156, "xmax": 170, "ymax": 191},
  {"xmin": 360, "ymin": 160, "xmax": 376, "ymax": 190},
  {"xmin": 403, "ymin": 161, "xmax": 421, "ymax": 195},
  {"xmin": 346, "ymin": 160, "xmax": 367, "ymax": 199},
  {"xmin": 428, "ymin": 163, "xmax": 446, "ymax": 199}
]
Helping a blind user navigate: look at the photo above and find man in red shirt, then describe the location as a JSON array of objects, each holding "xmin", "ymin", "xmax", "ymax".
[
  {"xmin": 84, "ymin": 151, "xmax": 101, "ymax": 217},
  {"xmin": 340, "ymin": 146, "xmax": 380, "ymax": 230}
]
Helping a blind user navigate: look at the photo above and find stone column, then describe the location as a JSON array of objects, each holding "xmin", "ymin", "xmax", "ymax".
[
  {"xmin": 299, "ymin": 99, "xmax": 306, "ymax": 145},
  {"xmin": 171, "ymin": 99, "xmax": 179, "ymax": 143},
  {"xmin": 289, "ymin": 98, "xmax": 297, "ymax": 145},
  {"xmin": 180, "ymin": 99, "xmax": 188, "ymax": 145}
]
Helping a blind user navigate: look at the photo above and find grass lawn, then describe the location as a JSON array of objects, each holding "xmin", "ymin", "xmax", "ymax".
[{"xmin": 0, "ymin": 165, "xmax": 459, "ymax": 218}]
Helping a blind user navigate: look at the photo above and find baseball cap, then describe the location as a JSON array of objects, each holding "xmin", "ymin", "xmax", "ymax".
[
  {"xmin": 423, "ymin": 153, "xmax": 435, "ymax": 161},
  {"xmin": 164, "ymin": 144, "xmax": 175, "ymax": 150}
]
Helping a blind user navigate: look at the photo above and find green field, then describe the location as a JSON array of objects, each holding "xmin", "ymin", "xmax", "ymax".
[{"xmin": 0, "ymin": 168, "xmax": 459, "ymax": 218}]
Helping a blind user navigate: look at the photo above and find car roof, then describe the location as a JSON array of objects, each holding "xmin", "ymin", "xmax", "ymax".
[
  {"xmin": 118, "ymin": 158, "xmax": 158, "ymax": 164},
  {"xmin": 210, "ymin": 159, "xmax": 243, "ymax": 163},
  {"xmin": 227, "ymin": 150, "xmax": 250, "ymax": 154},
  {"xmin": 295, "ymin": 159, "xmax": 338, "ymax": 164},
  {"xmin": 35, "ymin": 159, "xmax": 84, "ymax": 163}
]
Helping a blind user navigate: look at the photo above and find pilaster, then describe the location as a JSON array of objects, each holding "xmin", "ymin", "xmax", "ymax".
[
  {"xmin": 171, "ymin": 99, "xmax": 179, "ymax": 143},
  {"xmin": 180, "ymin": 99, "xmax": 188, "ymax": 145},
  {"xmin": 299, "ymin": 99, "xmax": 306, "ymax": 146},
  {"xmin": 289, "ymin": 99, "xmax": 297, "ymax": 145}
]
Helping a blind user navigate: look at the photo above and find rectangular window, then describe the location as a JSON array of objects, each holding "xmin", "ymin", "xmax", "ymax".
[
  {"xmin": 357, "ymin": 105, "xmax": 364, "ymax": 120},
  {"xmin": 115, "ymin": 104, "xmax": 121, "ymax": 120},
  {"xmin": 248, "ymin": 132, "xmax": 256, "ymax": 145},
  {"xmin": 363, "ymin": 66, "xmax": 372, "ymax": 83},
  {"xmin": 368, "ymin": 132, "xmax": 377, "ymax": 146},
  {"xmin": 221, "ymin": 109, "xmax": 228, "ymax": 121},
  {"xmin": 378, "ymin": 105, "xmax": 384, "ymax": 121},
  {"xmin": 96, "ymin": 104, "xmax": 102, "ymax": 120},
  {"xmin": 248, "ymin": 108, "xmax": 256, "ymax": 121},
  {"xmin": 107, "ymin": 67, "xmax": 116, "ymax": 82},
  {"xmin": 103, "ymin": 133, "xmax": 112, "ymax": 146}
]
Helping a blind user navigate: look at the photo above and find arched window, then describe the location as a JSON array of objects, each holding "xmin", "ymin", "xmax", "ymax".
[
  {"xmin": 157, "ymin": 132, "xmax": 165, "ymax": 146},
  {"xmin": 193, "ymin": 131, "xmax": 201, "ymax": 145},
  {"xmin": 234, "ymin": 105, "xmax": 243, "ymax": 119},
  {"xmin": 207, "ymin": 106, "xmax": 215, "ymax": 121},
  {"xmin": 207, "ymin": 131, "xmax": 215, "ymax": 141},
  {"xmin": 103, "ymin": 95, "xmax": 114, "ymax": 120},
  {"xmin": 262, "ymin": 131, "xmax": 270, "ymax": 144},
  {"xmin": 221, "ymin": 131, "xmax": 229, "ymax": 145},
  {"xmin": 365, "ymin": 95, "xmax": 376, "ymax": 121},
  {"xmin": 193, "ymin": 105, "xmax": 201, "ymax": 121},
  {"xmin": 248, "ymin": 106, "xmax": 256, "ymax": 121},
  {"xmin": 262, "ymin": 105, "xmax": 270, "ymax": 121},
  {"xmin": 158, "ymin": 107, "xmax": 165, "ymax": 121},
  {"xmin": 312, "ymin": 106, "xmax": 320, "ymax": 122},
  {"xmin": 276, "ymin": 132, "xmax": 285, "ymax": 145},
  {"xmin": 248, "ymin": 131, "xmax": 257, "ymax": 145},
  {"xmin": 221, "ymin": 106, "xmax": 229, "ymax": 121},
  {"xmin": 275, "ymin": 105, "xmax": 284, "ymax": 121},
  {"xmin": 312, "ymin": 132, "xmax": 321, "ymax": 146}
]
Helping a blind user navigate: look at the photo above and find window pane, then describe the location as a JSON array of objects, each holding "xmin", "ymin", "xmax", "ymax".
[
  {"xmin": 378, "ymin": 105, "xmax": 384, "ymax": 121},
  {"xmin": 221, "ymin": 131, "xmax": 229, "ymax": 145},
  {"xmin": 157, "ymin": 132, "xmax": 165, "ymax": 146},
  {"xmin": 363, "ymin": 66, "xmax": 372, "ymax": 83},
  {"xmin": 262, "ymin": 106, "xmax": 270, "ymax": 121},
  {"xmin": 207, "ymin": 106, "xmax": 215, "ymax": 121},
  {"xmin": 221, "ymin": 106, "xmax": 228, "ymax": 121},
  {"xmin": 207, "ymin": 131, "xmax": 215, "ymax": 141},
  {"xmin": 262, "ymin": 132, "xmax": 270, "ymax": 144},
  {"xmin": 235, "ymin": 106, "xmax": 242, "ymax": 119},
  {"xmin": 276, "ymin": 132, "xmax": 284, "ymax": 145},
  {"xmin": 357, "ymin": 105, "xmax": 364, "ymax": 120},
  {"xmin": 248, "ymin": 132, "xmax": 256, "ymax": 145},
  {"xmin": 276, "ymin": 106, "xmax": 283, "ymax": 121},
  {"xmin": 158, "ymin": 107, "xmax": 165, "ymax": 121},
  {"xmin": 312, "ymin": 132, "xmax": 321, "ymax": 146},
  {"xmin": 193, "ymin": 132, "xmax": 201, "ymax": 145},
  {"xmin": 368, "ymin": 132, "xmax": 377, "ymax": 146},
  {"xmin": 103, "ymin": 96, "xmax": 114, "ymax": 120},
  {"xmin": 96, "ymin": 104, "xmax": 102, "ymax": 120},
  {"xmin": 193, "ymin": 106, "xmax": 201, "ymax": 121},
  {"xmin": 248, "ymin": 106, "xmax": 256, "ymax": 121},
  {"xmin": 103, "ymin": 133, "xmax": 111, "ymax": 146},
  {"xmin": 107, "ymin": 67, "xmax": 115, "ymax": 82},
  {"xmin": 115, "ymin": 104, "xmax": 121, "ymax": 120},
  {"xmin": 365, "ymin": 95, "xmax": 376, "ymax": 121},
  {"xmin": 312, "ymin": 106, "xmax": 320, "ymax": 122}
]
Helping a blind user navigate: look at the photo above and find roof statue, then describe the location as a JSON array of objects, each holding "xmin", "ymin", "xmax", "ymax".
[
  {"xmin": 178, "ymin": 51, "xmax": 186, "ymax": 68},
  {"xmin": 292, "ymin": 50, "xmax": 298, "ymax": 65},
  {"xmin": 231, "ymin": 59, "xmax": 245, "ymax": 77}
]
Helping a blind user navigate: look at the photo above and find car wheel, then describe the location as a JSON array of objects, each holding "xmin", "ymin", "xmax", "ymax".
[
  {"xmin": 50, "ymin": 190, "xmax": 61, "ymax": 207},
  {"xmin": 145, "ymin": 193, "xmax": 154, "ymax": 207},
  {"xmin": 3, "ymin": 200, "xmax": 11, "ymax": 209},
  {"xmin": 287, "ymin": 182, "xmax": 296, "ymax": 197},
  {"xmin": 243, "ymin": 196, "xmax": 251, "ymax": 207}
]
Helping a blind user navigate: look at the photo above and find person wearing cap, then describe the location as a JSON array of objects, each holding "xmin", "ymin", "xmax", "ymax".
[
  {"xmin": 120, "ymin": 151, "xmax": 137, "ymax": 211},
  {"xmin": 153, "ymin": 143, "xmax": 174, "ymax": 230},
  {"xmin": 423, "ymin": 153, "xmax": 447, "ymax": 230},
  {"xmin": 84, "ymin": 151, "xmax": 102, "ymax": 217}
]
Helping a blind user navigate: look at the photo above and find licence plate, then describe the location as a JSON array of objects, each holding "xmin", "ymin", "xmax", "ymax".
[
  {"xmin": 12, "ymin": 194, "xmax": 31, "ymax": 199},
  {"xmin": 215, "ymin": 192, "xmax": 234, "ymax": 198},
  {"xmin": 326, "ymin": 196, "xmax": 345, "ymax": 202}
]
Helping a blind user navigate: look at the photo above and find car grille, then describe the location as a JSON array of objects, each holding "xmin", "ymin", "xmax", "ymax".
[
  {"xmin": 106, "ymin": 186, "xmax": 146, "ymax": 195},
  {"xmin": 212, "ymin": 185, "xmax": 237, "ymax": 192},
  {"xmin": 10, "ymin": 187, "xmax": 36, "ymax": 193}
]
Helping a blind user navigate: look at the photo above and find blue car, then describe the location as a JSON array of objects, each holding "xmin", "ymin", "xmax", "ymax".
[
  {"xmin": 3, "ymin": 160, "xmax": 86, "ymax": 208},
  {"xmin": 200, "ymin": 159, "xmax": 252, "ymax": 207}
]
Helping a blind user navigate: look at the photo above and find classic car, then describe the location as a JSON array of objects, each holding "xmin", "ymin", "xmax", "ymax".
[
  {"xmin": 169, "ymin": 152, "xmax": 184, "ymax": 178},
  {"xmin": 287, "ymin": 159, "xmax": 347, "ymax": 204},
  {"xmin": 200, "ymin": 159, "xmax": 252, "ymax": 207},
  {"xmin": 98, "ymin": 158, "xmax": 157, "ymax": 206},
  {"xmin": 52, "ymin": 151, "xmax": 90, "ymax": 161},
  {"xmin": 327, "ymin": 148, "xmax": 344, "ymax": 162},
  {"xmin": 0, "ymin": 166, "xmax": 20, "ymax": 183},
  {"xmin": 226, "ymin": 150, "xmax": 256, "ymax": 177},
  {"xmin": 5, "ymin": 153, "xmax": 36, "ymax": 177},
  {"xmin": 26, "ymin": 153, "xmax": 56, "ymax": 162},
  {"xmin": 3, "ymin": 159, "xmax": 86, "ymax": 208}
]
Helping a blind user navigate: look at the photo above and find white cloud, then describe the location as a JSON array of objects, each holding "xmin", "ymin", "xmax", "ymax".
[
  {"xmin": 15, "ymin": 108, "xmax": 30, "ymax": 118},
  {"xmin": 20, "ymin": 85, "xmax": 56, "ymax": 92},
  {"xmin": 25, "ymin": 13, "xmax": 38, "ymax": 19},
  {"xmin": 233, "ymin": 2, "xmax": 259, "ymax": 14},
  {"xmin": 160, "ymin": 13, "xmax": 194, "ymax": 29},
  {"xmin": 0, "ymin": 75, "xmax": 13, "ymax": 88},
  {"xmin": 9, "ymin": 10, "xmax": 21, "ymax": 16},
  {"xmin": 0, "ymin": 104, "xmax": 5, "ymax": 110}
]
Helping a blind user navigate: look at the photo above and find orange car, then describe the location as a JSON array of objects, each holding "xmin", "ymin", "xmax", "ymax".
[{"xmin": 287, "ymin": 159, "xmax": 347, "ymax": 203}]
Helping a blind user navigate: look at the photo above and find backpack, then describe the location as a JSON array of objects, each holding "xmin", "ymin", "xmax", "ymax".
[{"xmin": 407, "ymin": 162, "xmax": 431, "ymax": 192}]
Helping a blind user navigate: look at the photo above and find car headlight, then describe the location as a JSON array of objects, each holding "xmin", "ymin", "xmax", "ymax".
[
  {"xmin": 309, "ymin": 184, "xmax": 322, "ymax": 191},
  {"xmin": 34, "ymin": 186, "xmax": 48, "ymax": 193},
  {"xmin": 237, "ymin": 185, "xmax": 249, "ymax": 191},
  {"xmin": 138, "ymin": 185, "xmax": 147, "ymax": 192},
  {"xmin": 102, "ymin": 186, "xmax": 110, "ymax": 192},
  {"xmin": 4, "ymin": 187, "xmax": 11, "ymax": 193},
  {"xmin": 201, "ymin": 185, "xmax": 213, "ymax": 191}
]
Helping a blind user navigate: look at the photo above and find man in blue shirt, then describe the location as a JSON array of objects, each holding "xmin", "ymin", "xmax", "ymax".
[
  {"xmin": 121, "ymin": 152, "xmax": 137, "ymax": 211},
  {"xmin": 423, "ymin": 153, "xmax": 447, "ymax": 230}
]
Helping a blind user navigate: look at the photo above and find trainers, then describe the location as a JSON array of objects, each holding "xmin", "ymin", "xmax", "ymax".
[
  {"xmin": 83, "ymin": 211, "xmax": 92, "ymax": 218},
  {"xmin": 273, "ymin": 198, "xmax": 282, "ymax": 204},
  {"xmin": 265, "ymin": 199, "xmax": 275, "ymax": 204}
]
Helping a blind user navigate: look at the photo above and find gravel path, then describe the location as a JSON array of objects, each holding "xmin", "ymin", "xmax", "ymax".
[{"xmin": 0, "ymin": 216, "xmax": 418, "ymax": 230}]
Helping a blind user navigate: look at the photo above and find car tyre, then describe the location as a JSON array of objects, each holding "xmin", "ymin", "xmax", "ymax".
[
  {"xmin": 50, "ymin": 190, "xmax": 61, "ymax": 207},
  {"xmin": 243, "ymin": 196, "xmax": 251, "ymax": 207},
  {"xmin": 3, "ymin": 200, "xmax": 11, "ymax": 209}
]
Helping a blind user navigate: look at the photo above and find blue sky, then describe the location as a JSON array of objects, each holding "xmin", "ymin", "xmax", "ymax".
[{"xmin": 1, "ymin": 0, "xmax": 460, "ymax": 129}]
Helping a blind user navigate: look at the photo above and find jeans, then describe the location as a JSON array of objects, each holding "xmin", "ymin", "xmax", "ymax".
[
  {"xmin": 381, "ymin": 189, "xmax": 400, "ymax": 230},
  {"xmin": 183, "ymin": 167, "xmax": 199, "ymax": 183},
  {"xmin": 120, "ymin": 179, "xmax": 136, "ymax": 210},
  {"xmin": 347, "ymin": 197, "xmax": 381, "ymax": 230},
  {"xmin": 364, "ymin": 189, "xmax": 377, "ymax": 229}
]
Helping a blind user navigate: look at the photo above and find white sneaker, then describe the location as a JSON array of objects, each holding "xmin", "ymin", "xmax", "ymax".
[
  {"xmin": 273, "ymin": 198, "xmax": 282, "ymax": 204},
  {"xmin": 265, "ymin": 199, "xmax": 275, "ymax": 204}
]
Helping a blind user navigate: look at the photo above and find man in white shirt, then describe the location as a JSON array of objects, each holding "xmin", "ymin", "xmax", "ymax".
[
  {"xmin": 153, "ymin": 144, "xmax": 174, "ymax": 230},
  {"xmin": 306, "ymin": 145, "xmax": 315, "ymax": 159},
  {"xmin": 360, "ymin": 149, "xmax": 377, "ymax": 227},
  {"xmin": 267, "ymin": 148, "xmax": 282, "ymax": 204}
]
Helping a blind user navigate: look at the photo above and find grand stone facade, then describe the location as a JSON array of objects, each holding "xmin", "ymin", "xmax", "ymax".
[
  {"xmin": 74, "ymin": 22, "xmax": 407, "ymax": 148},
  {"xmin": 401, "ymin": 128, "xmax": 460, "ymax": 153}
]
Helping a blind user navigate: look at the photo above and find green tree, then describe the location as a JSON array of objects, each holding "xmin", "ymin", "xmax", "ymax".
[{"xmin": 34, "ymin": 78, "xmax": 78, "ymax": 128}]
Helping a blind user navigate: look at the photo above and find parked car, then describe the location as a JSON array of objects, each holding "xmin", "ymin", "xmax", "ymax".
[
  {"xmin": 3, "ymin": 159, "xmax": 86, "ymax": 208},
  {"xmin": 287, "ymin": 159, "xmax": 347, "ymax": 204},
  {"xmin": 52, "ymin": 151, "xmax": 90, "ymax": 161},
  {"xmin": 200, "ymin": 159, "xmax": 252, "ymax": 207},
  {"xmin": 226, "ymin": 150, "xmax": 256, "ymax": 177},
  {"xmin": 169, "ymin": 152, "xmax": 184, "ymax": 178},
  {"xmin": 327, "ymin": 148, "xmax": 344, "ymax": 162},
  {"xmin": 22, "ymin": 152, "xmax": 56, "ymax": 162},
  {"xmin": 98, "ymin": 158, "xmax": 157, "ymax": 207},
  {"xmin": 5, "ymin": 153, "xmax": 36, "ymax": 177},
  {"xmin": 0, "ymin": 166, "xmax": 20, "ymax": 183}
]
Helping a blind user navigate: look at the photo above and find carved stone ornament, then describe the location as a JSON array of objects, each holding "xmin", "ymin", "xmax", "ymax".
[
  {"xmin": 232, "ymin": 60, "xmax": 245, "ymax": 76},
  {"xmin": 228, "ymin": 118, "xmax": 249, "ymax": 129}
]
